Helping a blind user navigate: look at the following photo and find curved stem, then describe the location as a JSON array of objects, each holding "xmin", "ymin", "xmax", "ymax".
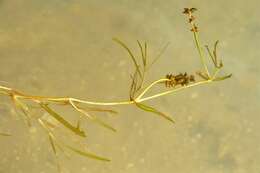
[
  {"xmin": 138, "ymin": 79, "xmax": 212, "ymax": 102},
  {"xmin": 136, "ymin": 78, "xmax": 168, "ymax": 100}
]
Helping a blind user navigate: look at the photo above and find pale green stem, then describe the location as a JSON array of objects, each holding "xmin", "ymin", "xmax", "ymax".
[
  {"xmin": 69, "ymin": 99, "xmax": 92, "ymax": 119},
  {"xmin": 0, "ymin": 78, "xmax": 212, "ymax": 107},
  {"xmin": 136, "ymin": 78, "xmax": 168, "ymax": 100},
  {"xmin": 137, "ymin": 79, "xmax": 212, "ymax": 102},
  {"xmin": 7, "ymin": 91, "xmax": 133, "ymax": 106},
  {"xmin": 66, "ymin": 98, "xmax": 134, "ymax": 106}
]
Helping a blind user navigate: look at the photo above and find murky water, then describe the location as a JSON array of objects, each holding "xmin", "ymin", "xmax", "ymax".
[{"xmin": 0, "ymin": 1, "xmax": 259, "ymax": 173}]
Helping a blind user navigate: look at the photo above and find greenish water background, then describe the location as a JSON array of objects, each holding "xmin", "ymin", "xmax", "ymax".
[{"xmin": 0, "ymin": 0, "xmax": 259, "ymax": 173}]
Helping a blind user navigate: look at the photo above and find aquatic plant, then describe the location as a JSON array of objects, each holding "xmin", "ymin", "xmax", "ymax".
[{"xmin": 0, "ymin": 8, "xmax": 231, "ymax": 172}]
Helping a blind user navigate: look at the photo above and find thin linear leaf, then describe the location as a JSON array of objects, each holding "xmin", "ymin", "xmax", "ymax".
[
  {"xmin": 213, "ymin": 74, "xmax": 232, "ymax": 81},
  {"xmin": 47, "ymin": 133, "xmax": 62, "ymax": 173},
  {"xmin": 38, "ymin": 119, "xmax": 65, "ymax": 153},
  {"xmin": 148, "ymin": 42, "xmax": 170, "ymax": 70},
  {"xmin": 0, "ymin": 132, "xmax": 11, "ymax": 136},
  {"xmin": 213, "ymin": 40, "xmax": 219, "ymax": 62},
  {"xmin": 41, "ymin": 119, "xmax": 57, "ymax": 129},
  {"xmin": 93, "ymin": 117, "xmax": 116, "ymax": 132},
  {"xmin": 144, "ymin": 42, "xmax": 147, "ymax": 63},
  {"xmin": 135, "ymin": 102, "xmax": 175, "ymax": 124},
  {"xmin": 213, "ymin": 40, "xmax": 224, "ymax": 68},
  {"xmin": 76, "ymin": 108, "xmax": 116, "ymax": 132},
  {"xmin": 113, "ymin": 38, "xmax": 142, "ymax": 78},
  {"xmin": 12, "ymin": 97, "xmax": 31, "ymax": 126},
  {"xmin": 40, "ymin": 103, "xmax": 86, "ymax": 137},
  {"xmin": 129, "ymin": 68, "xmax": 139, "ymax": 99},
  {"xmin": 205, "ymin": 45, "xmax": 217, "ymax": 67},
  {"xmin": 48, "ymin": 134, "xmax": 57, "ymax": 154},
  {"xmin": 137, "ymin": 40, "xmax": 146, "ymax": 66},
  {"xmin": 196, "ymin": 71, "xmax": 210, "ymax": 80},
  {"xmin": 65, "ymin": 145, "xmax": 110, "ymax": 162},
  {"xmin": 78, "ymin": 106, "xmax": 118, "ymax": 115}
]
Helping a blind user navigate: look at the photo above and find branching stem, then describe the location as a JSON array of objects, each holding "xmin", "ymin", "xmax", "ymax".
[{"xmin": 0, "ymin": 78, "xmax": 213, "ymax": 108}]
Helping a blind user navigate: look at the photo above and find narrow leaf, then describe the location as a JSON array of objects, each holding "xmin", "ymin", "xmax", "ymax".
[
  {"xmin": 48, "ymin": 134, "xmax": 57, "ymax": 154},
  {"xmin": 12, "ymin": 97, "xmax": 31, "ymax": 126},
  {"xmin": 213, "ymin": 74, "xmax": 232, "ymax": 81},
  {"xmin": 38, "ymin": 119, "xmax": 65, "ymax": 154},
  {"xmin": 78, "ymin": 106, "xmax": 117, "ymax": 115},
  {"xmin": 41, "ymin": 119, "xmax": 57, "ymax": 129},
  {"xmin": 196, "ymin": 71, "xmax": 210, "ymax": 80},
  {"xmin": 65, "ymin": 145, "xmax": 110, "ymax": 162},
  {"xmin": 144, "ymin": 42, "xmax": 147, "ymax": 63},
  {"xmin": 137, "ymin": 40, "xmax": 146, "ymax": 66},
  {"xmin": 205, "ymin": 45, "xmax": 217, "ymax": 67},
  {"xmin": 47, "ymin": 133, "xmax": 62, "ymax": 173},
  {"xmin": 113, "ymin": 38, "xmax": 142, "ymax": 78},
  {"xmin": 148, "ymin": 42, "xmax": 170, "ymax": 70},
  {"xmin": 40, "ymin": 103, "xmax": 86, "ymax": 137},
  {"xmin": 0, "ymin": 132, "xmax": 11, "ymax": 136},
  {"xmin": 93, "ymin": 117, "xmax": 116, "ymax": 132},
  {"xmin": 135, "ymin": 102, "xmax": 175, "ymax": 124},
  {"xmin": 213, "ymin": 40, "xmax": 224, "ymax": 68},
  {"xmin": 213, "ymin": 40, "xmax": 219, "ymax": 61},
  {"xmin": 129, "ymin": 68, "xmax": 138, "ymax": 99},
  {"xmin": 77, "ymin": 108, "xmax": 116, "ymax": 132}
]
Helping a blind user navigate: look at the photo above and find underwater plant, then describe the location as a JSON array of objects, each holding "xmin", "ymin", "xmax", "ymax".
[{"xmin": 0, "ymin": 8, "xmax": 231, "ymax": 172}]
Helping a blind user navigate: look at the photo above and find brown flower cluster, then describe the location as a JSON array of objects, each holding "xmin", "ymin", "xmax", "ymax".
[
  {"xmin": 183, "ymin": 8, "xmax": 198, "ymax": 32},
  {"xmin": 165, "ymin": 73, "xmax": 195, "ymax": 87}
]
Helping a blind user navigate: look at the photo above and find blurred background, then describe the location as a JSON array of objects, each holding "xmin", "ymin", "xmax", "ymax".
[{"xmin": 0, "ymin": 0, "xmax": 259, "ymax": 173}]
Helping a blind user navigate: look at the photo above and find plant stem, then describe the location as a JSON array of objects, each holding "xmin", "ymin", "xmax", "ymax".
[
  {"xmin": 0, "ymin": 78, "xmax": 213, "ymax": 108},
  {"xmin": 138, "ymin": 79, "xmax": 212, "ymax": 102},
  {"xmin": 136, "ymin": 78, "xmax": 168, "ymax": 100}
]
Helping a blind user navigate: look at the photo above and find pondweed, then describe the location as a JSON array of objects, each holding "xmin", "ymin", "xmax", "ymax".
[{"xmin": 0, "ymin": 8, "xmax": 231, "ymax": 172}]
